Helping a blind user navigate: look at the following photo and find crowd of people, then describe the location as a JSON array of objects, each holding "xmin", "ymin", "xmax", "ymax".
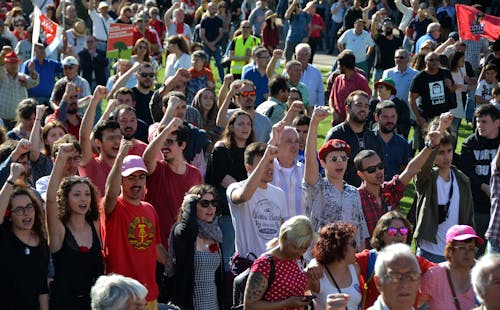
[{"xmin": 1, "ymin": 0, "xmax": 500, "ymax": 309}]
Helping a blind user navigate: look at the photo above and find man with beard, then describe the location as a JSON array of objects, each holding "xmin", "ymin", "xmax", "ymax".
[
  {"xmin": 325, "ymin": 90, "xmax": 384, "ymax": 187},
  {"xmin": 46, "ymin": 82, "xmax": 83, "ymax": 140},
  {"xmin": 355, "ymin": 115, "xmax": 445, "ymax": 235},
  {"xmin": 113, "ymin": 105, "xmax": 148, "ymax": 157},
  {"xmin": 370, "ymin": 16, "xmax": 402, "ymax": 83},
  {"xmin": 102, "ymin": 140, "xmax": 166, "ymax": 308},
  {"xmin": 227, "ymin": 142, "xmax": 286, "ymax": 265},
  {"xmin": 78, "ymin": 86, "xmax": 121, "ymax": 196},
  {"xmin": 373, "ymin": 101, "xmax": 410, "ymax": 181},
  {"xmin": 217, "ymin": 79, "xmax": 272, "ymax": 142},
  {"xmin": 143, "ymin": 114, "xmax": 202, "ymax": 248},
  {"xmin": 131, "ymin": 63, "xmax": 155, "ymax": 126}
]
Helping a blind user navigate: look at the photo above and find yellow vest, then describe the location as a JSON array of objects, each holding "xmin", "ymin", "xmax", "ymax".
[{"xmin": 230, "ymin": 35, "xmax": 261, "ymax": 75}]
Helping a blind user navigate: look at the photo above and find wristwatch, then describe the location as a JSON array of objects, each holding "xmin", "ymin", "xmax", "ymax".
[{"xmin": 425, "ymin": 140, "xmax": 438, "ymax": 151}]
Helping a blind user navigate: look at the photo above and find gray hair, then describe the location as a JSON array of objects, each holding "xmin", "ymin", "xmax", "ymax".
[
  {"xmin": 91, "ymin": 274, "xmax": 148, "ymax": 310},
  {"xmin": 395, "ymin": 49, "xmax": 408, "ymax": 58},
  {"xmin": 295, "ymin": 43, "xmax": 312, "ymax": 55},
  {"xmin": 471, "ymin": 254, "xmax": 500, "ymax": 303},
  {"xmin": 427, "ymin": 22, "xmax": 441, "ymax": 33},
  {"xmin": 374, "ymin": 243, "xmax": 419, "ymax": 284}
]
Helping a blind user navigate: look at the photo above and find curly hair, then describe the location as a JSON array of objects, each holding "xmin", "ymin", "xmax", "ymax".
[
  {"xmin": 219, "ymin": 111, "xmax": 255, "ymax": 149},
  {"xmin": 7, "ymin": 186, "xmax": 46, "ymax": 245},
  {"xmin": 313, "ymin": 222, "xmax": 357, "ymax": 265},
  {"xmin": 56, "ymin": 177, "xmax": 100, "ymax": 224},
  {"xmin": 370, "ymin": 210, "xmax": 413, "ymax": 250}
]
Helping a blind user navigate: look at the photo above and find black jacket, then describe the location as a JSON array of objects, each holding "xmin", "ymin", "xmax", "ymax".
[
  {"xmin": 169, "ymin": 197, "xmax": 224, "ymax": 309},
  {"xmin": 78, "ymin": 49, "xmax": 108, "ymax": 87},
  {"xmin": 459, "ymin": 130, "xmax": 500, "ymax": 213},
  {"xmin": 325, "ymin": 121, "xmax": 385, "ymax": 187}
]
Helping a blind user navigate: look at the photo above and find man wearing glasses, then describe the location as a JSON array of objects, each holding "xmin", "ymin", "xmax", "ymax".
[
  {"xmin": 50, "ymin": 56, "xmax": 91, "ymax": 107},
  {"xmin": 228, "ymin": 21, "xmax": 260, "ymax": 79},
  {"xmin": 409, "ymin": 51, "xmax": 455, "ymax": 151},
  {"xmin": 131, "ymin": 62, "xmax": 155, "ymax": 126},
  {"xmin": 355, "ymin": 112, "xmax": 451, "ymax": 236},
  {"xmin": 382, "ymin": 49, "xmax": 418, "ymax": 109}
]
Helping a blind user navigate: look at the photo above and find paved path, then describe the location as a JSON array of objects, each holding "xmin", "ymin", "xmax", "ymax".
[{"xmin": 312, "ymin": 52, "xmax": 336, "ymax": 70}]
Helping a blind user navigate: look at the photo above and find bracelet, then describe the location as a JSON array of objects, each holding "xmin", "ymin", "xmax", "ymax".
[{"xmin": 7, "ymin": 180, "xmax": 15, "ymax": 186}]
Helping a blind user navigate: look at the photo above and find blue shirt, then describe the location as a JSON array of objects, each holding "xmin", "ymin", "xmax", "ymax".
[
  {"xmin": 301, "ymin": 64, "xmax": 325, "ymax": 106},
  {"xmin": 374, "ymin": 130, "xmax": 411, "ymax": 181},
  {"xmin": 414, "ymin": 33, "xmax": 436, "ymax": 54},
  {"xmin": 242, "ymin": 64, "xmax": 269, "ymax": 107},
  {"xmin": 382, "ymin": 66, "xmax": 419, "ymax": 105},
  {"xmin": 22, "ymin": 58, "xmax": 62, "ymax": 98},
  {"xmin": 286, "ymin": 11, "xmax": 311, "ymax": 43}
]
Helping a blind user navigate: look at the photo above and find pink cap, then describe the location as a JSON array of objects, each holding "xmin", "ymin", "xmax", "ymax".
[
  {"xmin": 121, "ymin": 155, "xmax": 148, "ymax": 177},
  {"xmin": 446, "ymin": 225, "xmax": 484, "ymax": 244}
]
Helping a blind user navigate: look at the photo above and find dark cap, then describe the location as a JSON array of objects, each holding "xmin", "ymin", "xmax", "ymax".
[{"xmin": 448, "ymin": 31, "xmax": 459, "ymax": 41}]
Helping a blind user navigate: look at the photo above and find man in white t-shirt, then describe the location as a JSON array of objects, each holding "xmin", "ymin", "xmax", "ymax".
[{"xmin": 227, "ymin": 142, "xmax": 287, "ymax": 265}]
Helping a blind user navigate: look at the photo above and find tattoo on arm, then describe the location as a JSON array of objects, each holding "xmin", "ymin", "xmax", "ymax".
[{"xmin": 244, "ymin": 272, "xmax": 268, "ymax": 304}]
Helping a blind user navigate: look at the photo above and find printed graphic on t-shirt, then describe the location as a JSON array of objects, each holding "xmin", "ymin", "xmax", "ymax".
[
  {"xmin": 429, "ymin": 81, "xmax": 445, "ymax": 105},
  {"xmin": 128, "ymin": 216, "xmax": 155, "ymax": 250},
  {"xmin": 252, "ymin": 199, "xmax": 281, "ymax": 240}
]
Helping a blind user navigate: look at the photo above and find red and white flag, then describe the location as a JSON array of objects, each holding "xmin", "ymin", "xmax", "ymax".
[
  {"xmin": 32, "ymin": 6, "xmax": 63, "ymax": 57},
  {"xmin": 456, "ymin": 4, "xmax": 500, "ymax": 41}
]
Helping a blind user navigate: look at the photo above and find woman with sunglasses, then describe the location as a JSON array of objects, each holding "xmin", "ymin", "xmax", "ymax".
[
  {"xmin": 0, "ymin": 163, "xmax": 50, "ymax": 309},
  {"xmin": 420, "ymin": 225, "xmax": 483, "ymax": 310},
  {"xmin": 205, "ymin": 110, "xmax": 255, "ymax": 272},
  {"xmin": 131, "ymin": 38, "xmax": 159, "ymax": 73},
  {"xmin": 309, "ymin": 222, "xmax": 362, "ymax": 310},
  {"xmin": 164, "ymin": 184, "xmax": 224, "ymax": 310},
  {"xmin": 46, "ymin": 143, "xmax": 103, "ymax": 309},
  {"xmin": 355, "ymin": 211, "xmax": 436, "ymax": 309}
]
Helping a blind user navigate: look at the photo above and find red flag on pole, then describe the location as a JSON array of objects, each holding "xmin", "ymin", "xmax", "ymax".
[{"xmin": 456, "ymin": 4, "xmax": 500, "ymax": 41}]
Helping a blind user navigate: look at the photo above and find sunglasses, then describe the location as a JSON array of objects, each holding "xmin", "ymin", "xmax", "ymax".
[
  {"xmin": 362, "ymin": 162, "xmax": 384, "ymax": 173},
  {"xmin": 239, "ymin": 91, "xmax": 256, "ymax": 97},
  {"xmin": 328, "ymin": 155, "xmax": 348, "ymax": 162},
  {"xmin": 140, "ymin": 72, "xmax": 155, "ymax": 78},
  {"xmin": 387, "ymin": 227, "xmax": 409, "ymax": 236},
  {"xmin": 199, "ymin": 199, "xmax": 217, "ymax": 208}
]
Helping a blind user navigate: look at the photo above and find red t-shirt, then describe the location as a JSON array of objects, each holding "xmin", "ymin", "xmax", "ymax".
[
  {"xmin": 251, "ymin": 255, "xmax": 308, "ymax": 310},
  {"xmin": 310, "ymin": 13, "xmax": 325, "ymax": 39},
  {"xmin": 102, "ymin": 197, "xmax": 161, "ymax": 301},
  {"xmin": 133, "ymin": 26, "xmax": 159, "ymax": 47},
  {"xmin": 145, "ymin": 161, "xmax": 202, "ymax": 247},
  {"xmin": 330, "ymin": 72, "xmax": 371, "ymax": 122},
  {"xmin": 45, "ymin": 111, "xmax": 82, "ymax": 141},
  {"xmin": 78, "ymin": 156, "xmax": 111, "ymax": 198},
  {"xmin": 129, "ymin": 140, "xmax": 148, "ymax": 157},
  {"xmin": 188, "ymin": 67, "xmax": 214, "ymax": 82},
  {"xmin": 356, "ymin": 249, "xmax": 436, "ymax": 309}
]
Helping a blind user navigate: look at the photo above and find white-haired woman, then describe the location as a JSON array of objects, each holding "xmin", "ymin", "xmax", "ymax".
[
  {"xmin": 91, "ymin": 274, "xmax": 147, "ymax": 310},
  {"xmin": 471, "ymin": 254, "xmax": 500, "ymax": 310},
  {"xmin": 244, "ymin": 215, "xmax": 316, "ymax": 310}
]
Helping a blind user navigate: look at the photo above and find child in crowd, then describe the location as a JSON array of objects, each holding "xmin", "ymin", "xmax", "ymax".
[
  {"xmin": 491, "ymin": 86, "xmax": 500, "ymax": 111},
  {"xmin": 186, "ymin": 50, "xmax": 215, "ymax": 104},
  {"xmin": 475, "ymin": 64, "xmax": 498, "ymax": 106}
]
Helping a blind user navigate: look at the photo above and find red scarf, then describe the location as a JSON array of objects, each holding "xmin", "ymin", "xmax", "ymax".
[{"xmin": 175, "ymin": 20, "xmax": 184, "ymax": 35}]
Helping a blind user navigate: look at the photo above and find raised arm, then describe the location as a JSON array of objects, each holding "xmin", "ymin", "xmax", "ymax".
[
  {"xmin": 399, "ymin": 113, "xmax": 453, "ymax": 185},
  {"xmin": 0, "ymin": 163, "xmax": 25, "ymax": 225},
  {"xmin": 46, "ymin": 143, "xmax": 77, "ymax": 252},
  {"xmin": 29, "ymin": 105, "xmax": 48, "ymax": 163},
  {"xmin": 217, "ymin": 74, "xmax": 235, "ymax": 109},
  {"xmin": 281, "ymin": 101, "xmax": 304, "ymax": 125},
  {"xmin": 266, "ymin": 49, "xmax": 283, "ymax": 79},
  {"xmin": 230, "ymin": 144, "xmax": 278, "ymax": 204},
  {"xmin": 164, "ymin": 1, "xmax": 180, "ymax": 24},
  {"xmin": 285, "ymin": 0, "xmax": 298, "ymax": 19},
  {"xmin": 79, "ymin": 86, "xmax": 108, "ymax": 166},
  {"xmin": 216, "ymin": 80, "xmax": 242, "ymax": 128},
  {"xmin": 304, "ymin": 107, "xmax": 329, "ymax": 186},
  {"xmin": 108, "ymin": 62, "xmax": 140, "ymax": 100},
  {"xmin": 143, "ymin": 117, "xmax": 183, "ymax": 175},
  {"xmin": 103, "ymin": 139, "xmax": 131, "ymax": 215}
]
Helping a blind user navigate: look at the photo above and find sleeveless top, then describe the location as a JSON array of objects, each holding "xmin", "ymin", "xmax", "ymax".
[
  {"xmin": 193, "ymin": 250, "xmax": 221, "ymax": 310},
  {"xmin": 50, "ymin": 223, "xmax": 104, "ymax": 310},
  {"xmin": 314, "ymin": 264, "xmax": 362, "ymax": 310}
]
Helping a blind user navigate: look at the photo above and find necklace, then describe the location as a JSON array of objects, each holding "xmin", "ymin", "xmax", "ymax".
[{"xmin": 24, "ymin": 232, "xmax": 32, "ymax": 256}]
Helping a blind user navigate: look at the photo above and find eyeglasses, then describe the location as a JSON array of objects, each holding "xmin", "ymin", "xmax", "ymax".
[
  {"xmin": 387, "ymin": 227, "xmax": 409, "ymax": 236},
  {"xmin": 239, "ymin": 91, "xmax": 256, "ymax": 97},
  {"xmin": 11, "ymin": 204, "xmax": 35, "ymax": 216},
  {"xmin": 327, "ymin": 155, "xmax": 348, "ymax": 162},
  {"xmin": 199, "ymin": 199, "xmax": 217, "ymax": 208},
  {"xmin": 362, "ymin": 162, "xmax": 384, "ymax": 173},
  {"xmin": 139, "ymin": 72, "xmax": 155, "ymax": 78},
  {"xmin": 453, "ymin": 246, "xmax": 479, "ymax": 254},
  {"xmin": 63, "ymin": 65, "xmax": 74, "ymax": 70},
  {"xmin": 384, "ymin": 271, "xmax": 420, "ymax": 283},
  {"xmin": 165, "ymin": 138, "xmax": 177, "ymax": 146}
]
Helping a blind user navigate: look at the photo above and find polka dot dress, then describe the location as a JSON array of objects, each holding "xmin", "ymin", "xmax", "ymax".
[{"xmin": 250, "ymin": 255, "xmax": 308, "ymax": 310}]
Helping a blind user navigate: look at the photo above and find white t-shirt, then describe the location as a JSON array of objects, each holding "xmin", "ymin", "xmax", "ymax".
[
  {"xmin": 227, "ymin": 180, "xmax": 287, "ymax": 257},
  {"xmin": 475, "ymin": 80, "xmax": 497, "ymax": 102},
  {"xmin": 420, "ymin": 171, "xmax": 460, "ymax": 255},
  {"xmin": 337, "ymin": 29, "xmax": 375, "ymax": 63},
  {"xmin": 164, "ymin": 53, "xmax": 191, "ymax": 80},
  {"xmin": 313, "ymin": 263, "xmax": 362, "ymax": 310}
]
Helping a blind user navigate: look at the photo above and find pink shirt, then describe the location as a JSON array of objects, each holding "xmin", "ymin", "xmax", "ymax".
[{"xmin": 330, "ymin": 71, "xmax": 371, "ymax": 121}]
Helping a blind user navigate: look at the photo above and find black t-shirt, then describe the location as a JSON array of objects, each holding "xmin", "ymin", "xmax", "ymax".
[
  {"xmin": 132, "ymin": 87, "xmax": 154, "ymax": 126},
  {"xmin": 200, "ymin": 16, "xmax": 223, "ymax": 42},
  {"xmin": 410, "ymin": 68, "xmax": 456, "ymax": 119},
  {"xmin": 374, "ymin": 35, "xmax": 402, "ymax": 69},
  {"xmin": 0, "ymin": 224, "xmax": 49, "ymax": 310}
]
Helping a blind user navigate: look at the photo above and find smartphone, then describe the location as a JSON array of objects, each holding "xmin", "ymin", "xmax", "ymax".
[{"xmin": 302, "ymin": 295, "xmax": 317, "ymax": 302}]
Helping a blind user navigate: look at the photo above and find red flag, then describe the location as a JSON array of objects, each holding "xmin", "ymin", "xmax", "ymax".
[
  {"xmin": 456, "ymin": 4, "xmax": 500, "ymax": 41},
  {"xmin": 40, "ymin": 14, "xmax": 59, "ymax": 45}
]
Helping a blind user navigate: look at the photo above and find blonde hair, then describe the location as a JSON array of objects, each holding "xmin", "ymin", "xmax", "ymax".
[{"xmin": 277, "ymin": 215, "xmax": 315, "ymax": 249}]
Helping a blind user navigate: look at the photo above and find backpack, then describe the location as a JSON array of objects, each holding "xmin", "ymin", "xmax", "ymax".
[{"xmin": 231, "ymin": 254, "xmax": 275, "ymax": 310}]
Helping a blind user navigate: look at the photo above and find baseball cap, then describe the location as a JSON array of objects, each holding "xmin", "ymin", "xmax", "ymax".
[
  {"xmin": 448, "ymin": 31, "xmax": 459, "ymax": 41},
  {"xmin": 374, "ymin": 77, "xmax": 397, "ymax": 95},
  {"xmin": 121, "ymin": 155, "xmax": 148, "ymax": 177},
  {"xmin": 61, "ymin": 56, "xmax": 79, "ymax": 66},
  {"xmin": 4, "ymin": 51, "xmax": 20, "ymax": 63},
  {"xmin": 318, "ymin": 139, "xmax": 351, "ymax": 160},
  {"xmin": 446, "ymin": 225, "xmax": 484, "ymax": 244},
  {"xmin": 98, "ymin": 1, "xmax": 109, "ymax": 9}
]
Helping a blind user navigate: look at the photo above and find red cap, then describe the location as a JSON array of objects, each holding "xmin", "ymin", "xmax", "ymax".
[
  {"xmin": 4, "ymin": 51, "xmax": 20, "ymax": 63},
  {"xmin": 318, "ymin": 139, "xmax": 351, "ymax": 160}
]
